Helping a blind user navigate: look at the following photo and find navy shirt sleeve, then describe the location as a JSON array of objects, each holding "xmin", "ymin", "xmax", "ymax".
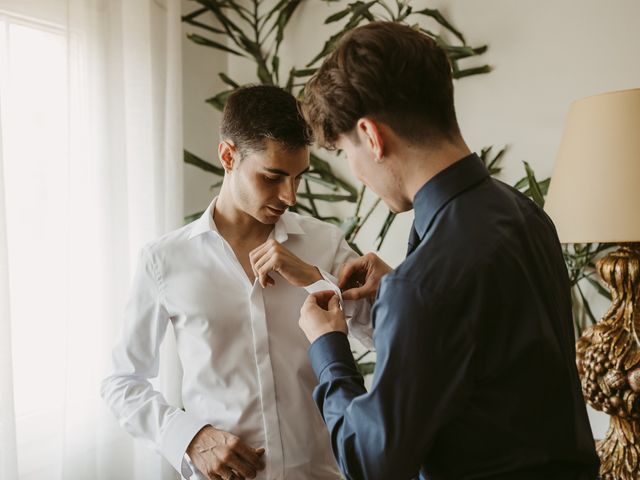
[{"xmin": 309, "ymin": 277, "xmax": 476, "ymax": 480}]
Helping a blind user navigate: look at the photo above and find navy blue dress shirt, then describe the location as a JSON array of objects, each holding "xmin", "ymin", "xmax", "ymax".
[{"xmin": 309, "ymin": 154, "xmax": 600, "ymax": 480}]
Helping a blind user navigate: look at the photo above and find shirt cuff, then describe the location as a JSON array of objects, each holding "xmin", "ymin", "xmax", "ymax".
[
  {"xmin": 305, "ymin": 268, "xmax": 357, "ymax": 318},
  {"xmin": 304, "ymin": 268, "xmax": 340, "ymax": 295},
  {"xmin": 158, "ymin": 410, "xmax": 208, "ymax": 477},
  {"xmin": 309, "ymin": 331, "xmax": 357, "ymax": 379}
]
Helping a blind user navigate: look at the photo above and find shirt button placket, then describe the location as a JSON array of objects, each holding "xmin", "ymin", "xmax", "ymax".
[{"xmin": 249, "ymin": 285, "xmax": 285, "ymax": 479}]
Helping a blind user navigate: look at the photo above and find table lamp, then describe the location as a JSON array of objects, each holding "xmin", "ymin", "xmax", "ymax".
[{"xmin": 545, "ymin": 88, "xmax": 640, "ymax": 480}]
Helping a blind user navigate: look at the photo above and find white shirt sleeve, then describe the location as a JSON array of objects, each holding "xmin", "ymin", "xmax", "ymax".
[
  {"xmin": 304, "ymin": 233, "xmax": 374, "ymax": 350},
  {"xmin": 100, "ymin": 247, "xmax": 207, "ymax": 478}
]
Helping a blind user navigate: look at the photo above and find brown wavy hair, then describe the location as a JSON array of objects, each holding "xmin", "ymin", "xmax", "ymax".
[{"xmin": 302, "ymin": 21, "xmax": 460, "ymax": 149}]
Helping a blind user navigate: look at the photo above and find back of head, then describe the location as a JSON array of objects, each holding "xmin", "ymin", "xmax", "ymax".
[
  {"xmin": 221, "ymin": 85, "xmax": 312, "ymax": 154},
  {"xmin": 302, "ymin": 21, "xmax": 460, "ymax": 149}
]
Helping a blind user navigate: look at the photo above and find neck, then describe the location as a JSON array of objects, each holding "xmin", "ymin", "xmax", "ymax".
[
  {"xmin": 399, "ymin": 138, "xmax": 472, "ymax": 206},
  {"xmin": 214, "ymin": 186, "xmax": 273, "ymax": 243}
]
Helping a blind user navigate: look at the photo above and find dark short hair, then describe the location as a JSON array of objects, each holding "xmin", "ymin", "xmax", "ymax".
[
  {"xmin": 302, "ymin": 21, "xmax": 460, "ymax": 149},
  {"xmin": 220, "ymin": 85, "xmax": 312, "ymax": 154}
]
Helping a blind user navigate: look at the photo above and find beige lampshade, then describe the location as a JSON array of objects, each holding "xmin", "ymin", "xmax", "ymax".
[{"xmin": 544, "ymin": 88, "xmax": 640, "ymax": 243}]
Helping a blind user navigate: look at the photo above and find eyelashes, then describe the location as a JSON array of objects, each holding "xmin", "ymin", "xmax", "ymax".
[{"xmin": 263, "ymin": 175, "xmax": 304, "ymax": 184}]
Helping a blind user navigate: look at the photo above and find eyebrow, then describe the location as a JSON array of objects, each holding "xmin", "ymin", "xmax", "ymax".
[{"xmin": 264, "ymin": 167, "xmax": 310, "ymax": 177}]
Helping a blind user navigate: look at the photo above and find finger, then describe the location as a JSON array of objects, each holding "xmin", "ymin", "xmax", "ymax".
[
  {"xmin": 255, "ymin": 257, "xmax": 276, "ymax": 288},
  {"xmin": 328, "ymin": 294, "xmax": 341, "ymax": 313},
  {"xmin": 312, "ymin": 290, "xmax": 337, "ymax": 309},
  {"xmin": 254, "ymin": 448, "xmax": 266, "ymax": 470},
  {"xmin": 200, "ymin": 463, "xmax": 219, "ymax": 480},
  {"xmin": 232, "ymin": 442, "xmax": 264, "ymax": 470},
  {"xmin": 250, "ymin": 252, "xmax": 270, "ymax": 288},
  {"xmin": 249, "ymin": 248, "xmax": 267, "ymax": 278},
  {"xmin": 232, "ymin": 451, "xmax": 263, "ymax": 473},
  {"xmin": 253, "ymin": 247, "xmax": 281, "ymax": 287},
  {"xmin": 338, "ymin": 258, "xmax": 365, "ymax": 289},
  {"xmin": 225, "ymin": 452, "xmax": 256, "ymax": 479},
  {"xmin": 248, "ymin": 240, "xmax": 275, "ymax": 274},
  {"xmin": 251, "ymin": 245, "xmax": 272, "ymax": 272},
  {"xmin": 314, "ymin": 290, "xmax": 337, "ymax": 301},
  {"xmin": 250, "ymin": 239, "xmax": 277, "ymax": 260},
  {"xmin": 346, "ymin": 262, "xmax": 380, "ymax": 297},
  {"xmin": 341, "ymin": 283, "xmax": 372, "ymax": 301},
  {"xmin": 303, "ymin": 293, "xmax": 319, "ymax": 308},
  {"xmin": 212, "ymin": 463, "xmax": 235, "ymax": 480}
]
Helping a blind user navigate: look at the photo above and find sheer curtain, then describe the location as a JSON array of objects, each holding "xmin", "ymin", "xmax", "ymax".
[{"xmin": 0, "ymin": 1, "xmax": 184, "ymax": 479}]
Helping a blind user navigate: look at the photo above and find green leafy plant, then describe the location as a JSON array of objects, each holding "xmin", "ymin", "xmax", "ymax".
[
  {"xmin": 182, "ymin": 0, "xmax": 490, "ymax": 254},
  {"xmin": 182, "ymin": 0, "xmax": 609, "ymax": 340}
]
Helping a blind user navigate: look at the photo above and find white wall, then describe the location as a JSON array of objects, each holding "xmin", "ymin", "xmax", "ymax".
[
  {"xmin": 182, "ymin": 0, "xmax": 640, "ymax": 439},
  {"xmin": 181, "ymin": 3, "xmax": 227, "ymax": 217}
]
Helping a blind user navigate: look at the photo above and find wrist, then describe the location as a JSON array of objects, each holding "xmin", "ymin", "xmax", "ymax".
[
  {"xmin": 308, "ymin": 325, "xmax": 337, "ymax": 344},
  {"xmin": 305, "ymin": 315, "xmax": 348, "ymax": 343},
  {"xmin": 301, "ymin": 265, "xmax": 323, "ymax": 286}
]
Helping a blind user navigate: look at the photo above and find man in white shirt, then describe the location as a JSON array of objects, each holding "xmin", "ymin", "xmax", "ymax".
[{"xmin": 101, "ymin": 85, "xmax": 371, "ymax": 480}]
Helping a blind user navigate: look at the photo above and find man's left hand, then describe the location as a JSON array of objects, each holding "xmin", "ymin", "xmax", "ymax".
[
  {"xmin": 249, "ymin": 239, "xmax": 322, "ymax": 288},
  {"xmin": 298, "ymin": 291, "xmax": 348, "ymax": 343}
]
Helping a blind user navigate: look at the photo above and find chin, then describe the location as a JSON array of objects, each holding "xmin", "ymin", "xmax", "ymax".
[
  {"xmin": 377, "ymin": 194, "xmax": 411, "ymax": 214},
  {"xmin": 252, "ymin": 212, "xmax": 276, "ymax": 225},
  {"xmin": 394, "ymin": 202, "xmax": 413, "ymax": 214},
  {"xmin": 259, "ymin": 206, "xmax": 285, "ymax": 223}
]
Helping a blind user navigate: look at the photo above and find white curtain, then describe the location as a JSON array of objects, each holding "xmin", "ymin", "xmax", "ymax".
[{"xmin": 0, "ymin": 1, "xmax": 184, "ymax": 479}]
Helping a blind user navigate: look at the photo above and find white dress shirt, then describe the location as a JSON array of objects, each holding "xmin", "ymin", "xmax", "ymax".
[{"xmin": 101, "ymin": 198, "xmax": 373, "ymax": 480}]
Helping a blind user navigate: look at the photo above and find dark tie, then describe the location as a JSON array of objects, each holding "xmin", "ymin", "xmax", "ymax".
[{"xmin": 407, "ymin": 222, "xmax": 420, "ymax": 256}]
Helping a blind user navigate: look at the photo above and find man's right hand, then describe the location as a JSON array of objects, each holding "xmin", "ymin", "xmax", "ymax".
[
  {"xmin": 338, "ymin": 252, "xmax": 393, "ymax": 301},
  {"xmin": 186, "ymin": 425, "xmax": 265, "ymax": 480}
]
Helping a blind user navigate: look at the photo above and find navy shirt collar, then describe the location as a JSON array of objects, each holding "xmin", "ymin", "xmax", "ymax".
[{"xmin": 413, "ymin": 153, "xmax": 489, "ymax": 240}]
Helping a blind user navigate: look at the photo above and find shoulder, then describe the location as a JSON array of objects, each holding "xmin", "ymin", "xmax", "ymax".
[
  {"xmin": 141, "ymin": 221, "xmax": 197, "ymax": 263},
  {"xmin": 401, "ymin": 179, "xmax": 539, "ymax": 283}
]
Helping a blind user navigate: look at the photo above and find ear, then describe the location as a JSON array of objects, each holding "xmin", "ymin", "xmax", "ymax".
[
  {"xmin": 356, "ymin": 118, "xmax": 385, "ymax": 162},
  {"xmin": 218, "ymin": 140, "xmax": 237, "ymax": 173}
]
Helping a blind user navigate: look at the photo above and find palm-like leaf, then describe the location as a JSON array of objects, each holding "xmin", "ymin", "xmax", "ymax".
[{"xmin": 182, "ymin": 0, "xmax": 604, "ymax": 344}]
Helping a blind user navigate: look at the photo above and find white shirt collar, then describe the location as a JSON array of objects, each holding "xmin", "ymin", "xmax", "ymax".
[{"xmin": 188, "ymin": 196, "xmax": 305, "ymax": 242}]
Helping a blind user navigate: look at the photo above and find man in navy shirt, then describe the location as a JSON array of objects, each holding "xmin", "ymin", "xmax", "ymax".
[{"xmin": 297, "ymin": 21, "xmax": 599, "ymax": 480}]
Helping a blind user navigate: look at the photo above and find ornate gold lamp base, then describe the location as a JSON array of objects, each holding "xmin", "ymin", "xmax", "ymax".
[{"xmin": 576, "ymin": 244, "xmax": 640, "ymax": 480}]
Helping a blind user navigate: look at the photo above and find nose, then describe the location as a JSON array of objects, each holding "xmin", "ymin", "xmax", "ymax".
[{"xmin": 279, "ymin": 178, "xmax": 297, "ymax": 207}]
